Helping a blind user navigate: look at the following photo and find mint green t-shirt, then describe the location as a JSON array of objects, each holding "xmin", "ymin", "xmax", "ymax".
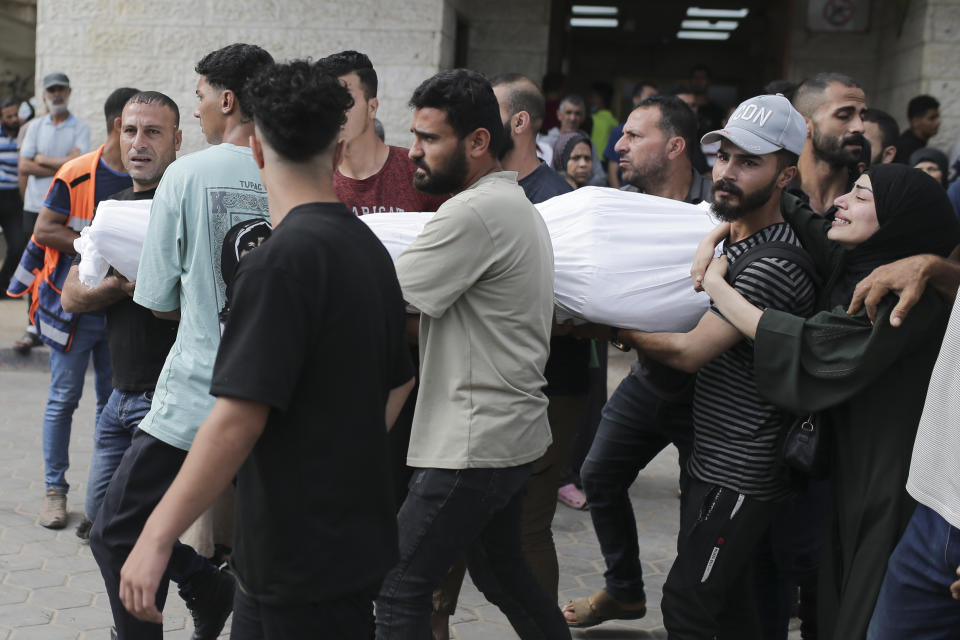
[{"xmin": 133, "ymin": 144, "xmax": 269, "ymax": 451}]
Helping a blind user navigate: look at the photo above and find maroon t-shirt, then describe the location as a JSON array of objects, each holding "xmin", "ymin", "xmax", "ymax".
[{"xmin": 335, "ymin": 145, "xmax": 449, "ymax": 215}]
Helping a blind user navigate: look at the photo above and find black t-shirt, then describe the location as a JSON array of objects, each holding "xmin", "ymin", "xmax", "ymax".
[
  {"xmin": 209, "ymin": 202, "xmax": 413, "ymax": 604},
  {"xmin": 72, "ymin": 187, "xmax": 179, "ymax": 391}
]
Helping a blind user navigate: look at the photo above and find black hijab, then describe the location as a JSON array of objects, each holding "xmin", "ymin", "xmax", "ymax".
[{"xmin": 827, "ymin": 163, "xmax": 960, "ymax": 309}]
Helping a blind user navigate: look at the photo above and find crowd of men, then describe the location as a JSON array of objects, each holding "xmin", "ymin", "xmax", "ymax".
[{"xmin": 2, "ymin": 42, "xmax": 960, "ymax": 640}]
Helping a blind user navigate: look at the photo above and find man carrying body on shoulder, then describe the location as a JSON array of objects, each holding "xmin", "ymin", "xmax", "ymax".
[
  {"xmin": 118, "ymin": 59, "xmax": 415, "ymax": 640},
  {"xmin": 627, "ymin": 94, "xmax": 815, "ymax": 637},
  {"xmin": 10, "ymin": 88, "xmax": 137, "ymax": 530},
  {"xmin": 562, "ymin": 94, "xmax": 711, "ymax": 628},
  {"xmin": 863, "ymin": 108, "xmax": 899, "ymax": 166},
  {"xmin": 893, "ymin": 94, "xmax": 941, "ymax": 164},
  {"xmin": 426, "ymin": 73, "xmax": 581, "ymax": 640},
  {"xmin": 14, "ymin": 73, "xmax": 91, "ymax": 353},
  {"xmin": 374, "ymin": 68, "xmax": 570, "ymax": 639},
  {"xmin": 319, "ymin": 50, "xmax": 448, "ymax": 216},
  {"xmin": 89, "ymin": 44, "xmax": 275, "ymax": 640},
  {"xmin": 61, "ymin": 92, "xmax": 181, "ymax": 541},
  {"xmin": 791, "ymin": 72, "xmax": 867, "ymax": 214}
]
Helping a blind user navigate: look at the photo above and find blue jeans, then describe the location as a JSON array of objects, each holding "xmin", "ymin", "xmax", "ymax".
[
  {"xmin": 375, "ymin": 465, "xmax": 571, "ymax": 640},
  {"xmin": 84, "ymin": 389, "xmax": 152, "ymax": 521},
  {"xmin": 43, "ymin": 313, "xmax": 112, "ymax": 493},
  {"xmin": 867, "ymin": 503, "xmax": 960, "ymax": 639},
  {"xmin": 580, "ymin": 372, "xmax": 693, "ymax": 603}
]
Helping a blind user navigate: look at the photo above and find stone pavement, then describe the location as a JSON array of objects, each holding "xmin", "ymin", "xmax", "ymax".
[{"xmin": 0, "ymin": 293, "xmax": 798, "ymax": 639}]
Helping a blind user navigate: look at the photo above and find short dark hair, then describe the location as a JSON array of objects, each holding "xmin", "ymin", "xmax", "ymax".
[
  {"xmin": 907, "ymin": 94, "xmax": 940, "ymax": 120},
  {"xmin": 636, "ymin": 95, "xmax": 698, "ymax": 159},
  {"xmin": 863, "ymin": 108, "xmax": 899, "ymax": 150},
  {"xmin": 633, "ymin": 82, "xmax": 658, "ymax": 98},
  {"xmin": 317, "ymin": 50, "xmax": 378, "ymax": 99},
  {"xmin": 764, "ymin": 79, "xmax": 798, "ymax": 102},
  {"xmin": 775, "ymin": 149, "xmax": 799, "ymax": 172},
  {"xmin": 490, "ymin": 73, "xmax": 545, "ymax": 127},
  {"xmin": 793, "ymin": 72, "xmax": 860, "ymax": 117},
  {"xmin": 125, "ymin": 91, "xmax": 181, "ymax": 128},
  {"xmin": 244, "ymin": 60, "xmax": 353, "ymax": 163},
  {"xmin": 0, "ymin": 98, "xmax": 17, "ymax": 111},
  {"xmin": 690, "ymin": 64, "xmax": 712, "ymax": 78},
  {"xmin": 104, "ymin": 88, "xmax": 140, "ymax": 132},
  {"xmin": 591, "ymin": 82, "xmax": 614, "ymax": 108},
  {"xmin": 409, "ymin": 69, "xmax": 505, "ymax": 158},
  {"xmin": 195, "ymin": 43, "xmax": 274, "ymax": 119}
]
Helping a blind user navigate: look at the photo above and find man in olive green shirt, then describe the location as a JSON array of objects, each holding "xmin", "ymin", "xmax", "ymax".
[{"xmin": 375, "ymin": 69, "xmax": 569, "ymax": 640}]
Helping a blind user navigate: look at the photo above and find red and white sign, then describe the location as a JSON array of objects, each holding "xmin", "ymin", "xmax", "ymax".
[{"xmin": 807, "ymin": 0, "xmax": 871, "ymax": 32}]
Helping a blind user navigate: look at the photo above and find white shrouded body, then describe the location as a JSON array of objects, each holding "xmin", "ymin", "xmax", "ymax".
[
  {"xmin": 361, "ymin": 186, "xmax": 718, "ymax": 332},
  {"xmin": 74, "ymin": 199, "xmax": 153, "ymax": 287}
]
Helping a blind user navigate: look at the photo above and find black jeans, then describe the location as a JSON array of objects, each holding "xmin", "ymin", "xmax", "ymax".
[
  {"xmin": 662, "ymin": 476, "xmax": 780, "ymax": 640},
  {"xmin": 232, "ymin": 586, "xmax": 377, "ymax": 640},
  {"xmin": 580, "ymin": 372, "xmax": 693, "ymax": 603},
  {"xmin": 0, "ymin": 190, "xmax": 24, "ymax": 292},
  {"xmin": 90, "ymin": 429, "xmax": 211, "ymax": 640},
  {"xmin": 375, "ymin": 464, "xmax": 570, "ymax": 640}
]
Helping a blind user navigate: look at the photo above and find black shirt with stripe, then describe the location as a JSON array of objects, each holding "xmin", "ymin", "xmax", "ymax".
[{"xmin": 688, "ymin": 222, "xmax": 816, "ymax": 501}]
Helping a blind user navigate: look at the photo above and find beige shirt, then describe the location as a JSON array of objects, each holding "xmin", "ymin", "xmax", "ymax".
[{"xmin": 396, "ymin": 171, "xmax": 554, "ymax": 469}]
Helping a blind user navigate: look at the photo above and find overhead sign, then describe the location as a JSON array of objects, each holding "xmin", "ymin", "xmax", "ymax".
[{"xmin": 807, "ymin": 0, "xmax": 871, "ymax": 32}]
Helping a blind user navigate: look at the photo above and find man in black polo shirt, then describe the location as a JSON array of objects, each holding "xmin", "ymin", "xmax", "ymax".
[
  {"xmin": 564, "ymin": 95, "xmax": 710, "ymax": 628},
  {"xmin": 117, "ymin": 60, "xmax": 414, "ymax": 639},
  {"xmin": 61, "ymin": 91, "xmax": 235, "ymax": 640}
]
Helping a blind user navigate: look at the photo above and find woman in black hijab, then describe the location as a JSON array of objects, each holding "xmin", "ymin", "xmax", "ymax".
[
  {"xmin": 909, "ymin": 147, "xmax": 950, "ymax": 188},
  {"xmin": 700, "ymin": 164, "xmax": 960, "ymax": 640}
]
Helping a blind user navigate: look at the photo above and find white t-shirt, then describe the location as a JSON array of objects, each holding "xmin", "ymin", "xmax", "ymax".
[
  {"xmin": 396, "ymin": 171, "xmax": 554, "ymax": 469},
  {"xmin": 906, "ymin": 289, "xmax": 960, "ymax": 529}
]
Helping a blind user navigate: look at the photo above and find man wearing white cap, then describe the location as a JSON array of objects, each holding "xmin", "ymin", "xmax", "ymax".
[{"xmin": 605, "ymin": 94, "xmax": 817, "ymax": 637}]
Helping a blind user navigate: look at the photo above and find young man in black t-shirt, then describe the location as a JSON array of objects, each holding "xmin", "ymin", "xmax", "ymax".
[
  {"xmin": 61, "ymin": 91, "xmax": 236, "ymax": 640},
  {"xmin": 117, "ymin": 61, "xmax": 414, "ymax": 639}
]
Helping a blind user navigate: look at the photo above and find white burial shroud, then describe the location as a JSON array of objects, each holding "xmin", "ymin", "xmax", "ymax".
[
  {"xmin": 74, "ymin": 199, "xmax": 153, "ymax": 287},
  {"xmin": 361, "ymin": 186, "xmax": 718, "ymax": 333}
]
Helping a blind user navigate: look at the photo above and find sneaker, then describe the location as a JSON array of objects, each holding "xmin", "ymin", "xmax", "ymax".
[
  {"xmin": 76, "ymin": 516, "xmax": 93, "ymax": 541},
  {"xmin": 179, "ymin": 565, "xmax": 235, "ymax": 640},
  {"xmin": 38, "ymin": 489, "xmax": 67, "ymax": 529}
]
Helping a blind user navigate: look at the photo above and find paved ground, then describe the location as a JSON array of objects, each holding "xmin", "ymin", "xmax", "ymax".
[{"xmin": 0, "ymin": 286, "xmax": 797, "ymax": 639}]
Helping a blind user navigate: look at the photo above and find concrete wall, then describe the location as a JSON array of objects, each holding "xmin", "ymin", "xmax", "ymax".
[
  {"xmin": 34, "ymin": 0, "xmax": 553, "ymax": 156},
  {"xmin": 34, "ymin": 0, "xmax": 451, "ymax": 153},
  {"xmin": 786, "ymin": 0, "xmax": 960, "ymax": 154},
  {"xmin": 0, "ymin": 0, "xmax": 36, "ymax": 100},
  {"xmin": 443, "ymin": 0, "xmax": 551, "ymax": 81}
]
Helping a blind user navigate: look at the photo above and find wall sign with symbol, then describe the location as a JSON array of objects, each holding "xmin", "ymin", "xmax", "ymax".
[{"xmin": 807, "ymin": 0, "xmax": 871, "ymax": 32}]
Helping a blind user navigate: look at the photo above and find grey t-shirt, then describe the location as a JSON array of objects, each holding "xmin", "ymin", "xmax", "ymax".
[{"xmin": 396, "ymin": 171, "xmax": 554, "ymax": 469}]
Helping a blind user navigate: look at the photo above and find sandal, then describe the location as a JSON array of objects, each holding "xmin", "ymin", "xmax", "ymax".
[
  {"xmin": 12, "ymin": 331, "xmax": 42, "ymax": 355},
  {"xmin": 557, "ymin": 483, "xmax": 588, "ymax": 510},
  {"xmin": 562, "ymin": 589, "xmax": 646, "ymax": 628}
]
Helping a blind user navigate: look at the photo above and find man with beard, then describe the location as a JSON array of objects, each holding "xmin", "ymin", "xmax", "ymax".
[
  {"xmin": 15, "ymin": 73, "xmax": 91, "ymax": 352},
  {"xmin": 318, "ymin": 50, "xmax": 447, "ymax": 215},
  {"xmin": 374, "ymin": 69, "xmax": 570, "ymax": 640},
  {"xmin": 791, "ymin": 73, "xmax": 867, "ymax": 214},
  {"xmin": 863, "ymin": 108, "xmax": 899, "ymax": 166},
  {"xmin": 1, "ymin": 98, "xmax": 23, "ymax": 295},
  {"xmin": 563, "ymin": 93, "xmax": 711, "ymax": 628},
  {"xmin": 613, "ymin": 94, "xmax": 817, "ymax": 637}
]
